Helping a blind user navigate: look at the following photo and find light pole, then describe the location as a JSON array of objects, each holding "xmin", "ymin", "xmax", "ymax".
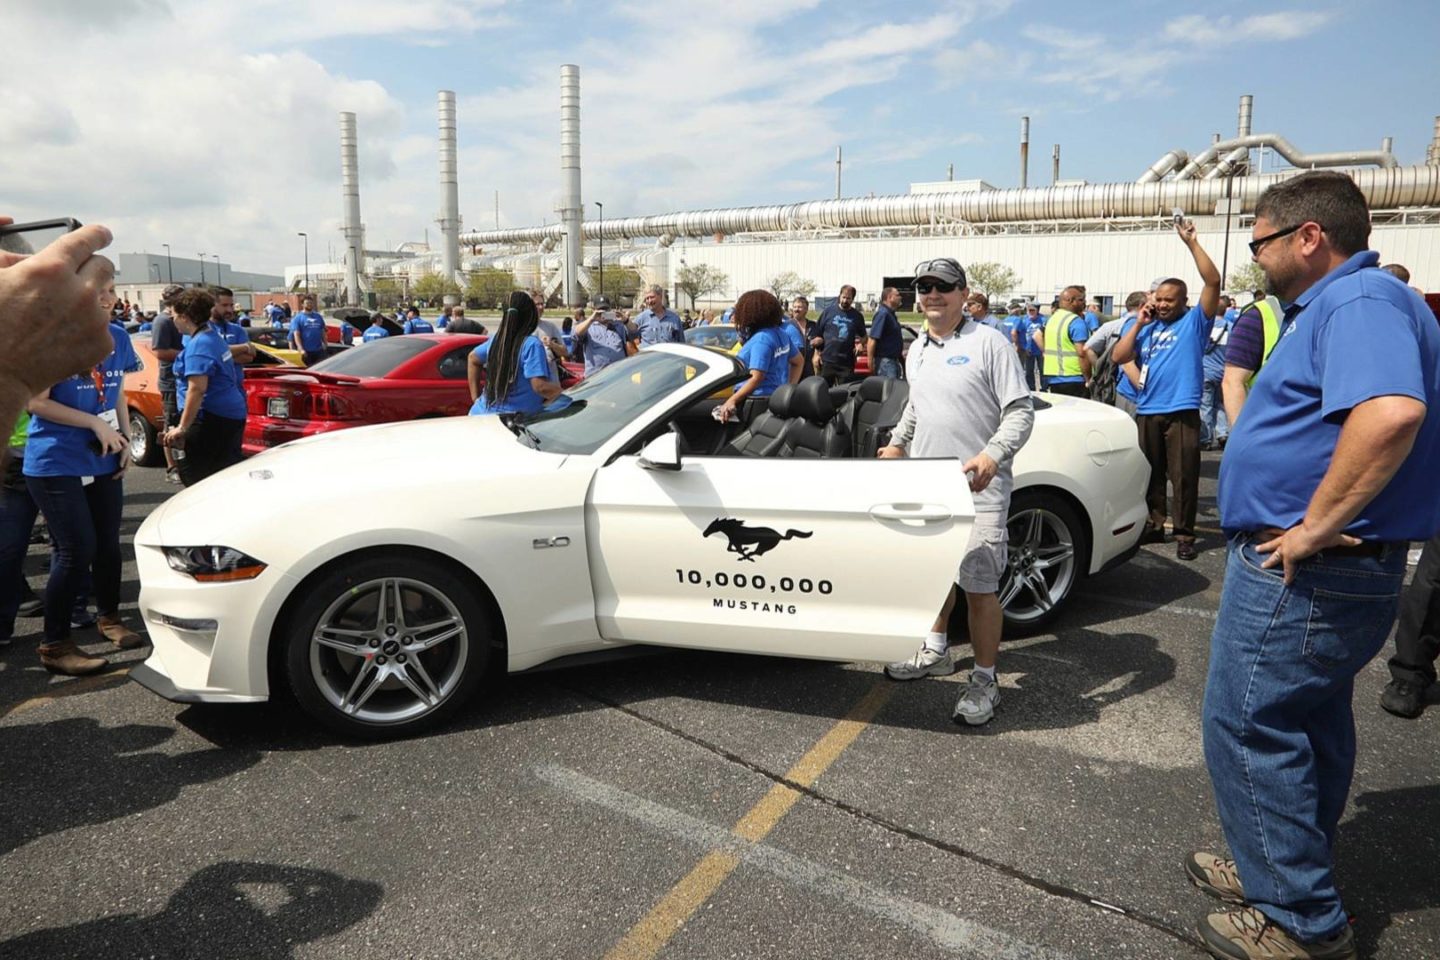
[
  {"xmin": 162, "ymin": 243, "xmax": 173, "ymax": 283},
  {"xmin": 297, "ymin": 232, "xmax": 309, "ymax": 295},
  {"xmin": 595, "ymin": 201, "xmax": 603, "ymax": 302},
  {"xmin": 198, "ymin": 252, "xmax": 206, "ymax": 285},
  {"xmin": 213, "ymin": 254, "xmax": 222, "ymax": 286}
]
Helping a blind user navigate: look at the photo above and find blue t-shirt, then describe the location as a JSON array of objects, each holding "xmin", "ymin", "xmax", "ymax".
[
  {"xmin": 634, "ymin": 308, "xmax": 685, "ymax": 346},
  {"xmin": 736, "ymin": 327, "xmax": 793, "ymax": 398},
  {"xmin": 1125, "ymin": 302, "xmax": 1209, "ymax": 414},
  {"xmin": 363, "ymin": 325, "xmax": 389, "ymax": 342},
  {"xmin": 24, "ymin": 326, "xmax": 139, "ymax": 478},
  {"xmin": 578, "ymin": 319, "xmax": 632, "ymax": 375},
  {"xmin": 403, "ymin": 317, "xmax": 435, "ymax": 335},
  {"xmin": 1045, "ymin": 315, "xmax": 1093, "ymax": 384},
  {"xmin": 778, "ymin": 321, "xmax": 806, "ymax": 372},
  {"xmin": 998, "ymin": 315, "xmax": 1022, "ymax": 349},
  {"xmin": 869, "ymin": 305, "xmax": 903, "ymax": 359},
  {"xmin": 1220, "ymin": 252, "xmax": 1440, "ymax": 541},
  {"xmin": 468, "ymin": 336, "xmax": 552, "ymax": 415},
  {"xmin": 817, "ymin": 305, "xmax": 866, "ymax": 368},
  {"xmin": 1084, "ymin": 311, "xmax": 1102, "ymax": 336},
  {"xmin": 209, "ymin": 319, "xmax": 250, "ymax": 382},
  {"xmin": 1202, "ymin": 314, "xmax": 1233, "ymax": 381},
  {"xmin": 435, "ymin": 313, "xmax": 449, "ymax": 330},
  {"xmin": 1021, "ymin": 315, "xmax": 1044, "ymax": 356},
  {"xmin": 1111, "ymin": 313, "xmax": 1141, "ymax": 402},
  {"xmin": 290, "ymin": 311, "xmax": 328, "ymax": 352},
  {"xmin": 174, "ymin": 326, "xmax": 248, "ymax": 421}
]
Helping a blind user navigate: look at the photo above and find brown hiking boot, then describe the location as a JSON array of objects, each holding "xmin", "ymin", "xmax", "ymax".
[
  {"xmin": 97, "ymin": 614, "xmax": 145, "ymax": 650},
  {"xmin": 1199, "ymin": 907, "xmax": 1355, "ymax": 960},
  {"xmin": 1187, "ymin": 852, "xmax": 1247, "ymax": 903},
  {"xmin": 38, "ymin": 640, "xmax": 108, "ymax": 676}
]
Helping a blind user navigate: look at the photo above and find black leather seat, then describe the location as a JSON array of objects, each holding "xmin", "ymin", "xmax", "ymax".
[
  {"xmin": 775, "ymin": 377, "xmax": 851, "ymax": 458},
  {"xmin": 840, "ymin": 377, "xmax": 911, "ymax": 458},
  {"xmin": 722, "ymin": 384, "xmax": 796, "ymax": 457}
]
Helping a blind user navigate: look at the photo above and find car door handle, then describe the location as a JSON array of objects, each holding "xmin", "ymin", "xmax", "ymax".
[{"xmin": 869, "ymin": 504, "xmax": 953, "ymax": 522}]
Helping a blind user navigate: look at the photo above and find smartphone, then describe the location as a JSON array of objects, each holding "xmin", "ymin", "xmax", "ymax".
[
  {"xmin": 1171, "ymin": 207, "xmax": 1185, "ymax": 226},
  {"xmin": 0, "ymin": 218, "xmax": 82, "ymax": 256},
  {"xmin": 603, "ymin": 311, "xmax": 619, "ymax": 323}
]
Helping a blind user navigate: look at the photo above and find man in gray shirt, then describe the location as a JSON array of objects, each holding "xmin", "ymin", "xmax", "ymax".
[{"xmin": 880, "ymin": 257, "xmax": 1033, "ymax": 726}]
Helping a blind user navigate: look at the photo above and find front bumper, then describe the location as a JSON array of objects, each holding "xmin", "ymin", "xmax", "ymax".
[{"xmin": 130, "ymin": 660, "xmax": 265, "ymax": 704}]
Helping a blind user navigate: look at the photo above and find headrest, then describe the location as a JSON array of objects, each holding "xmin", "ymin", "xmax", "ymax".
[
  {"xmin": 859, "ymin": 376, "xmax": 893, "ymax": 403},
  {"xmin": 765, "ymin": 383, "xmax": 794, "ymax": 418},
  {"xmin": 790, "ymin": 376, "xmax": 835, "ymax": 424},
  {"xmin": 828, "ymin": 386, "xmax": 851, "ymax": 409}
]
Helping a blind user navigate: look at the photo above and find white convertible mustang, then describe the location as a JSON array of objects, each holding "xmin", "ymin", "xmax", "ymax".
[{"xmin": 132, "ymin": 344, "xmax": 1147, "ymax": 737}]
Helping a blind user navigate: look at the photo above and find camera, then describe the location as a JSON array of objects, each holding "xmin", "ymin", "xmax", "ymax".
[{"xmin": 0, "ymin": 218, "xmax": 82, "ymax": 256}]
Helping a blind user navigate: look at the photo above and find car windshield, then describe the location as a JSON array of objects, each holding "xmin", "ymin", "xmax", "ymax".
[
  {"xmin": 308, "ymin": 336, "xmax": 432, "ymax": 377},
  {"xmin": 684, "ymin": 326, "xmax": 739, "ymax": 350},
  {"xmin": 515, "ymin": 351, "xmax": 719, "ymax": 455}
]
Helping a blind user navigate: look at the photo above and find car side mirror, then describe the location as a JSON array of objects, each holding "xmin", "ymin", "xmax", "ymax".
[{"xmin": 639, "ymin": 431, "xmax": 682, "ymax": 471}]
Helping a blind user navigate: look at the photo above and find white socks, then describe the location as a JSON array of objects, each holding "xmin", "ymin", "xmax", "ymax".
[
  {"xmin": 971, "ymin": 664, "xmax": 996, "ymax": 684},
  {"xmin": 923, "ymin": 632, "xmax": 948, "ymax": 656}
]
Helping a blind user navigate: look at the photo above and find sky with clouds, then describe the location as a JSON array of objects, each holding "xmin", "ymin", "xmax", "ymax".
[{"xmin": 7, "ymin": 0, "xmax": 1438, "ymax": 275}]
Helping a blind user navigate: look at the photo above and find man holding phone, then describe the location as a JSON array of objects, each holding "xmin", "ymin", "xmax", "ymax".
[
  {"xmin": 0, "ymin": 217, "xmax": 116, "ymax": 440},
  {"xmin": 1112, "ymin": 216, "xmax": 1221, "ymax": 561}
]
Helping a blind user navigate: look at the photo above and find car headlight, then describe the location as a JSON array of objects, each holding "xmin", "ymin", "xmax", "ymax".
[{"xmin": 163, "ymin": 546, "xmax": 268, "ymax": 582}]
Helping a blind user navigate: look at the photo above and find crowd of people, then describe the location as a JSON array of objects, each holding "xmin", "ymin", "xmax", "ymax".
[{"xmin": 3, "ymin": 169, "xmax": 1440, "ymax": 960}]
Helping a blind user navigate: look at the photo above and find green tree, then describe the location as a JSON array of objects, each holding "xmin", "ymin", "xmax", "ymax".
[
  {"xmin": 675, "ymin": 264, "xmax": 729, "ymax": 307},
  {"xmin": 465, "ymin": 268, "xmax": 515, "ymax": 309},
  {"xmin": 767, "ymin": 270, "xmax": 816, "ymax": 303},
  {"xmin": 413, "ymin": 271, "xmax": 461, "ymax": 306},
  {"xmin": 1226, "ymin": 262, "xmax": 1266, "ymax": 299},
  {"xmin": 594, "ymin": 267, "xmax": 643, "ymax": 305},
  {"xmin": 371, "ymin": 278, "xmax": 404, "ymax": 305},
  {"xmin": 965, "ymin": 262, "xmax": 1021, "ymax": 300}
]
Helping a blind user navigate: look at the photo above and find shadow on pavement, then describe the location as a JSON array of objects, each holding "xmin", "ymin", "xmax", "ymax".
[
  {"xmin": 0, "ymin": 861, "xmax": 382, "ymax": 959},
  {"xmin": 0, "ymin": 717, "xmax": 260, "ymax": 857},
  {"xmin": 1335, "ymin": 783, "xmax": 1440, "ymax": 957}
]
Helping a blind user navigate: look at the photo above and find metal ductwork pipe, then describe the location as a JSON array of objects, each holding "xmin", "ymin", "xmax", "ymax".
[
  {"xmin": 1176, "ymin": 133, "xmax": 1399, "ymax": 181},
  {"xmin": 339, "ymin": 111, "xmax": 364, "ymax": 306},
  {"xmin": 1020, "ymin": 117, "xmax": 1029, "ymax": 189},
  {"xmin": 559, "ymin": 65, "xmax": 583, "ymax": 306},
  {"xmin": 437, "ymin": 91, "xmax": 462, "ymax": 286},
  {"xmin": 458, "ymin": 165, "xmax": 1440, "ymax": 247},
  {"xmin": 1136, "ymin": 149, "xmax": 1190, "ymax": 184}
]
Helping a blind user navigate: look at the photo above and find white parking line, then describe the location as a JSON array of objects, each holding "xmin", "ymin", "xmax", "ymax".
[{"xmin": 537, "ymin": 764, "xmax": 1074, "ymax": 960}]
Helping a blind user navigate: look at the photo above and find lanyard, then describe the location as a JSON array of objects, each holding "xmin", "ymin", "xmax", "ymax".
[{"xmin": 90, "ymin": 364, "xmax": 107, "ymax": 408}]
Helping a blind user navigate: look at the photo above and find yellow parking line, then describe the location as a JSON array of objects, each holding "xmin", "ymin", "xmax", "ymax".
[
  {"xmin": 0, "ymin": 666, "xmax": 132, "ymax": 720},
  {"xmin": 603, "ymin": 681, "xmax": 894, "ymax": 960}
]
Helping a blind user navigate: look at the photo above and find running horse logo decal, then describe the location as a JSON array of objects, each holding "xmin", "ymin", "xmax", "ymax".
[{"xmin": 703, "ymin": 518, "xmax": 813, "ymax": 562}]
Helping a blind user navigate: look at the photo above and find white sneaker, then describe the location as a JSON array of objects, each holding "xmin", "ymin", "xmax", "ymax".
[
  {"xmin": 885, "ymin": 646, "xmax": 955, "ymax": 680},
  {"xmin": 953, "ymin": 673, "xmax": 1001, "ymax": 725}
]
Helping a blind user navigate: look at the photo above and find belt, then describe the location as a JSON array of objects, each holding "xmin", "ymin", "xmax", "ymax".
[{"xmin": 1246, "ymin": 529, "xmax": 1402, "ymax": 558}]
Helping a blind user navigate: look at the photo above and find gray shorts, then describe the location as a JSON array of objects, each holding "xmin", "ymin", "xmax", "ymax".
[
  {"xmin": 957, "ymin": 511, "xmax": 1009, "ymax": 595},
  {"xmin": 161, "ymin": 388, "xmax": 179, "ymax": 427}
]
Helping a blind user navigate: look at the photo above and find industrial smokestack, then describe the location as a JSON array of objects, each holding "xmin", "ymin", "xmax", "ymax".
[
  {"xmin": 1052, "ymin": 144, "xmax": 1060, "ymax": 184},
  {"xmin": 437, "ymin": 91, "xmax": 461, "ymax": 286},
  {"xmin": 1382, "ymin": 136, "xmax": 1394, "ymax": 156},
  {"xmin": 559, "ymin": 65, "xmax": 582, "ymax": 306},
  {"xmin": 835, "ymin": 146, "xmax": 843, "ymax": 199},
  {"xmin": 1237, "ymin": 95, "xmax": 1253, "ymax": 138},
  {"xmin": 339, "ymin": 111, "xmax": 364, "ymax": 306},
  {"xmin": 1429, "ymin": 116, "xmax": 1440, "ymax": 165},
  {"xmin": 1020, "ymin": 117, "xmax": 1030, "ymax": 189}
]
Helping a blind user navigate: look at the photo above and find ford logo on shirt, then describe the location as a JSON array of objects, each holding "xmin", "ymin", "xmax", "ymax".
[{"xmin": 947, "ymin": 355, "xmax": 971, "ymax": 366}]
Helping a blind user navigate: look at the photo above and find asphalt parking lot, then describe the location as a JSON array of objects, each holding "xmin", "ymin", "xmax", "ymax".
[{"xmin": 2, "ymin": 453, "xmax": 1437, "ymax": 960}]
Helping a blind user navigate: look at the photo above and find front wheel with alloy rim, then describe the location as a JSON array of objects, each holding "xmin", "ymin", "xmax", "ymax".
[
  {"xmin": 997, "ymin": 491, "xmax": 1087, "ymax": 634},
  {"xmin": 283, "ymin": 555, "xmax": 495, "ymax": 738},
  {"xmin": 128, "ymin": 407, "xmax": 161, "ymax": 466}
]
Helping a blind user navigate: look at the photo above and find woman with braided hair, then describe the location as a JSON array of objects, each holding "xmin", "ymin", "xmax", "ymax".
[{"xmin": 467, "ymin": 290, "xmax": 562, "ymax": 416}]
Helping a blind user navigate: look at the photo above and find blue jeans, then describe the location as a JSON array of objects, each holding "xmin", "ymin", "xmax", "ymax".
[
  {"xmin": 25, "ymin": 474, "xmax": 125, "ymax": 645},
  {"xmin": 1203, "ymin": 534, "xmax": 1405, "ymax": 940},
  {"xmin": 1021, "ymin": 353, "xmax": 1039, "ymax": 391},
  {"xmin": 0, "ymin": 455, "xmax": 41, "ymax": 640},
  {"xmin": 875, "ymin": 357, "xmax": 902, "ymax": 379},
  {"xmin": 1200, "ymin": 378, "xmax": 1228, "ymax": 445}
]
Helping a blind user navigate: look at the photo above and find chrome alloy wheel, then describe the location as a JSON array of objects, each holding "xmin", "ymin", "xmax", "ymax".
[
  {"xmin": 308, "ymin": 577, "xmax": 469, "ymax": 726},
  {"xmin": 999, "ymin": 507, "xmax": 1078, "ymax": 625}
]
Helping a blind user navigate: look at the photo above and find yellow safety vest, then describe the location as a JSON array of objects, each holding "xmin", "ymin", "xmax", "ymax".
[
  {"xmin": 1243, "ymin": 296, "xmax": 1282, "ymax": 388},
  {"xmin": 1042, "ymin": 309, "xmax": 1084, "ymax": 378}
]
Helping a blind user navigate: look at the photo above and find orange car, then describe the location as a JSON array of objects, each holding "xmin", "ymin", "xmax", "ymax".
[{"xmin": 123, "ymin": 335, "xmax": 298, "ymax": 466}]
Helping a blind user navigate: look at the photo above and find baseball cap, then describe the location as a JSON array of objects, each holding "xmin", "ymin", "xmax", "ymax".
[
  {"xmin": 159, "ymin": 283, "xmax": 185, "ymax": 306},
  {"xmin": 590, "ymin": 295, "xmax": 612, "ymax": 309},
  {"xmin": 913, "ymin": 258, "xmax": 967, "ymax": 288}
]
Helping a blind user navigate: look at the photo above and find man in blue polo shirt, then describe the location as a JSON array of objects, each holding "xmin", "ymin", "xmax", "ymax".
[
  {"xmin": 571, "ymin": 296, "xmax": 634, "ymax": 375},
  {"xmin": 208, "ymin": 286, "xmax": 255, "ymax": 371},
  {"xmin": 1199, "ymin": 300, "xmax": 1233, "ymax": 449},
  {"xmin": 288, "ymin": 295, "xmax": 328, "ymax": 366},
  {"xmin": 633, "ymin": 286, "xmax": 685, "ymax": 346},
  {"xmin": 1112, "ymin": 219, "xmax": 1221, "ymax": 561},
  {"xmin": 402, "ymin": 306, "xmax": 434, "ymax": 335},
  {"xmin": 1186, "ymin": 171, "xmax": 1440, "ymax": 960},
  {"xmin": 866, "ymin": 287, "xmax": 904, "ymax": 379},
  {"xmin": 362, "ymin": 318, "xmax": 390, "ymax": 343}
]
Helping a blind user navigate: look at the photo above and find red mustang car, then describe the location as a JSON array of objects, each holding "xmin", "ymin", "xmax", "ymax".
[{"xmin": 241, "ymin": 333, "xmax": 582, "ymax": 456}]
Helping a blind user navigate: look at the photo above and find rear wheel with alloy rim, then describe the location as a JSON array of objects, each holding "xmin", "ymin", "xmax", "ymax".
[
  {"xmin": 128, "ymin": 407, "xmax": 161, "ymax": 466},
  {"xmin": 997, "ymin": 491, "xmax": 1086, "ymax": 634},
  {"xmin": 283, "ymin": 555, "xmax": 494, "ymax": 738}
]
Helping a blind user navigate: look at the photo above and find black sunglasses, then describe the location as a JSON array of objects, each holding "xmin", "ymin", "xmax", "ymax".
[
  {"xmin": 1248, "ymin": 223, "xmax": 1308, "ymax": 257},
  {"xmin": 915, "ymin": 280, "xmax": 959, "ymax": 295}
]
